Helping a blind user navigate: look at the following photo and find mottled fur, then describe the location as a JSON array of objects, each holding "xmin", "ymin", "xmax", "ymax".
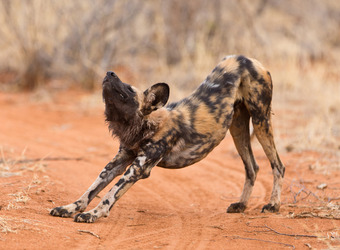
[{"xmin": 50, "ymin": 55, "xmax": 285, "ymax": 223}]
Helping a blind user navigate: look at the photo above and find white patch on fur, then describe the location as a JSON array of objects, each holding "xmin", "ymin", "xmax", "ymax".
[
  {"xmin": 138, "ymin": 156, "xmax": 147, "ymax": 166},
  {"xmin": 222, "ymin": 55, "xmax": 236, "ymax": 60},
  {"xmin": 240, "ymin": 180, "xmax": 254, "ymax": 204},
  {"xmin": 270, "ymin": 168, "xmax": 283, "ymax": 204},
  {"xmin": 207, "ymin": 81, "xmax": 220, "ymax": 88}
]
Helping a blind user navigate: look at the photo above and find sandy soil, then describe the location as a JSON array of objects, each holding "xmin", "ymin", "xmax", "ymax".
[{"xmin": 0, "ymin": 90, "xmax": 339, "ymax": 249}]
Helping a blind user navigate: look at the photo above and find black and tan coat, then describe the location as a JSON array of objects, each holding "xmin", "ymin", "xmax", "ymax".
[{"xmin": 50, "ymin": 55, "xmax": 285, "ymax": 223}]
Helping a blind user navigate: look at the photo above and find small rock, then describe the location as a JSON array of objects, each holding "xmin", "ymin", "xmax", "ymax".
[
  {"xmin": 317, "ymin": 183, "xmax": 327, "ymax": 190},
  {"xmin": 285, "ymin": 144, "xmax": 294, "ymax": 152}
]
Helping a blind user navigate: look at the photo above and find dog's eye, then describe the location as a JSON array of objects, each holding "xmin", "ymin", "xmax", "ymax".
[{"xmin": 127, "ymin": 86, "xmax": 134, "ymax": 93}]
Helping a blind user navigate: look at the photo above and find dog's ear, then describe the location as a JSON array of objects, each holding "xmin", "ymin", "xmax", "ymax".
[{"xmin": 142, "ymin": 83, "xmax": 169, "ymax": 115}]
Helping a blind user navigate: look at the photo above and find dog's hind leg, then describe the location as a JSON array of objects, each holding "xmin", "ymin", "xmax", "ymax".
[
  {"xmin": 243, "ymin": 76, "xmax": 285, "ymax": 212},
  {"xmin": 227, "ymin": 101, "xmax": 259, "ymax": 213},
  {"xmin": 50, "ymin": 147, "xmax": 135, "ymax": 218},
  {"xmin": 252, "ymin": 115, "xmax": 285, "ymax": 212}
]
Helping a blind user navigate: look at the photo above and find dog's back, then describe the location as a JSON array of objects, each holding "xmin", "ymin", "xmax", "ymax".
[{"xmin": 155, "ymin": 55, "xmax": 274, "ymax": 169}]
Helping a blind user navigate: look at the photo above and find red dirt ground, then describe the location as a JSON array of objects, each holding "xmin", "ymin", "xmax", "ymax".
[{"xmin": 0, "ymin": 90, "xmax": 339, "ymax": 249}]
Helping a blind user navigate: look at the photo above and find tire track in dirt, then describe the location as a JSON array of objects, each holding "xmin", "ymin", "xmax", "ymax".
[
  {"xmin": 147, "ymin": 171, "xmax": 211, "ymax": 249},
  {"xmin": 207, "ymin": 156, "xmax": 273, "ymax": 211},
  {"xmin": 139, "ymin": 173, "xmax": 209, "ymax": 249},
  {"xmin": 96, "ymin": 183, "xmax": 185, "ymax": 249},
  {"xmin": 85, "ymin": 159, "xmax": 225, "ymax": 249},
  {"xmin": 94, "ymin": 148, "xmax": 250, "ymax": 249},
  {"xmin": 171, "ymin": 164, "xmax": 226, "ymax": 249},
  {"xmin": 109, "ymin": 177, "xmax": 200, "ymax": 248}
]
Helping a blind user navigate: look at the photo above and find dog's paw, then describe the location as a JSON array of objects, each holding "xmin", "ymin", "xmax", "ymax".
[
  {"xmin": 226, "ymin": 202, "xmax": 246, "ymax": 213},
  {"xmin": 50, "ymin": 206, "xmax": 74, "ymax": 218},
  {"xmin": 74, "ymin": 212, "xmax": 98, "ymax": 223},
  {"xmin": 50, "ymin": 201, "xmax": 86, "ymax": 218},
  {"xmin": 261, "ymin": 203, "xmax": 280, "ymax": 213}
]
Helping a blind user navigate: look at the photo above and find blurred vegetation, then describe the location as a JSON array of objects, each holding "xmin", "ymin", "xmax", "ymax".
[
  {"xmin": 0, "ymin": 0, "xmax": 339, "ymax": 157},
  {"xmin": 0, "ymin": 0, "xmax": 339, "ymax": 91}
]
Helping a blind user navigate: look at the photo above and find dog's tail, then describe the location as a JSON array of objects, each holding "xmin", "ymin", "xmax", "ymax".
[
  {"xmin": 209, "ymin": 55, "xmax": 273, "ymax": 123},
  {"xmin": 234, "ymin": 55, "xmax": 273, "ymax": 124}
]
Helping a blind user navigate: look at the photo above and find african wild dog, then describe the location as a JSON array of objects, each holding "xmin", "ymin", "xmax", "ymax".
[{"xmin": 50, "ymin": 55, "xmax": 285, "ymax": 223}]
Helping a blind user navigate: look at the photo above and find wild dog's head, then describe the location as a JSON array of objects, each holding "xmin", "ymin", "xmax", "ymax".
[{"xmin": 102, "ymin": 71, "xmax": 169, "ymax": 147}]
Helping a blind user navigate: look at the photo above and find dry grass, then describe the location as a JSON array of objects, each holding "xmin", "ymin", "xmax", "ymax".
[
  {"xmin": 0, "ymin": 1, "xmax": 339, "ymax": 158},
  {"xmin": 0, "ymin": 146, "xmax": 50, "ymax": 212},
  {"xmin": 0, "ymin": 0, "xmax": 339, "ymax": 89},
  {"xmin": 0, "ymin": 146, "xmax": 47, "ymax": 177},
  {"xmin": 4, "ymin": 173, "xmax": 49, "ymax": 210},
  {"xmin": 271, "ymin": 61, "xmax": 340, "ymax": 157},
  {"xmin": 0, "ymin": 146, "xmax": 22, "ymax": 177},
  {"xmin": 0, "ymin": 217, "xmax": 17, "ymax": 234},
  {"xmin": 9, "ymin": 191, "xmax": 31, "ymax": 205}
]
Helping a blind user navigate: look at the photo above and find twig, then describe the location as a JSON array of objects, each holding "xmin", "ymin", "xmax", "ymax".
[
  {"xmin": 264, "ymin": 225, "xmax": 319, "ymax": 238},
  {"xmin": 226, "ymin": 235, "xmax": 295, "ymax": 249},
  {"xmin": 126, "ymin": 224, "xmax": 146, "ymax": 227},
  {"xmin": 207, "ymin": 225, "xmax": 224, "ymax": 230},
  {"xmin": 289, "ymin": 181, "xmax": 325, "ymax": 204},
  {"xmin": 0, "ymin": 147, "xmax": 9, "ymax": 166},
  {"xmin": 293, "ymin": 187, "xmax": 306, "ymax": 203},
  {"xmin": 291, "ymin": 212, "xmax": 340, "ymax": 220},
  {"xmin": 287, "ymin": 204, "xmax": 310, "ymax": 208},
  {"xmin": 248, "ymin": 216, "xmax": 269, "ymax": 219},
  {"xmin": 328, "ymin": 196, "xmax": 340, "ymax": 202},
  {"xmin": 78, "ymin": 230, "xmax": 100, "ymax": 239},
  {"xmin": 0, "ymin": 157, "xmax": 83, "ymax": 164},
  {"xmin": 246, "ymin": 223, "xmax": 324, "ymax": 238},
  {"xmin": 305, "ymin": 243, "xmax": 312, "ymax": 249}
]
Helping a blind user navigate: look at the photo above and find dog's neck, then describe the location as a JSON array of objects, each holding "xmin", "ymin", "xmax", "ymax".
[
  {"xmin": 107, "ymin": 113, "xmax": 157, "ymax": 149},
  {"xmin": 105, "ymin": 104, "xmax": 171, "ymax": 149}
]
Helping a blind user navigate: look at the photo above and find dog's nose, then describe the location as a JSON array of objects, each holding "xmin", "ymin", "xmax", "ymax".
[{"xmin": 107, "ymin": 71, "xmax": 117, "ymax": 79}]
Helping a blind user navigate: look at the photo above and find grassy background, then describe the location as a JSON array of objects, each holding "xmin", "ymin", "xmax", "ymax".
[{"xmin": 0, "ymin": 0, "xmax": 339, "ymax": 159}]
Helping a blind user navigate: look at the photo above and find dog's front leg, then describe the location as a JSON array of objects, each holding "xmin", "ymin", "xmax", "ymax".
[
  {"xmin": 74, "ymin": 154, "xmax": 161, "ymax": 223},
  {"xmin": 50, "ymin": 147, "xmax": 135, "ymax": 218}
]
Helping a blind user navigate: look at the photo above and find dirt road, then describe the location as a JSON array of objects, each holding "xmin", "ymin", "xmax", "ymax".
[{"xmin": 0, "ymin": 90, "xmax": 339, "ymax": 249}]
